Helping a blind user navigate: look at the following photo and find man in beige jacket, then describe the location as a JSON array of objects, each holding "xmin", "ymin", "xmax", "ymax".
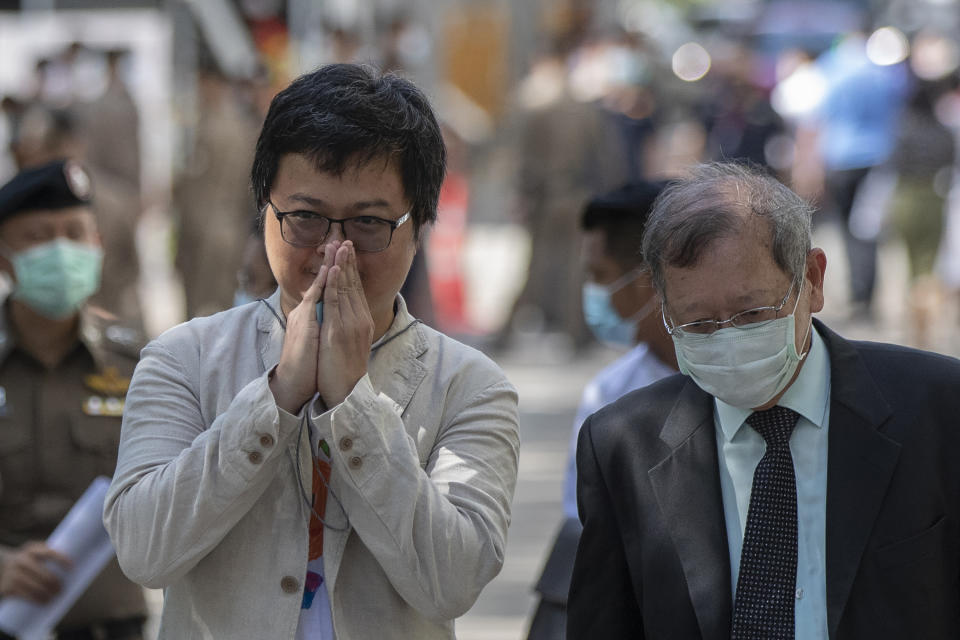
[{"xmin": 104, "ymin": 64, "xmax": 520, "ymax": 639}]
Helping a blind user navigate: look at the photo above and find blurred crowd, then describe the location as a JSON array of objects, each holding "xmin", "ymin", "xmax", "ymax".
[
  {"xmin": 499, "ymin": 15, "xmax": 960, "ymax": 353},
  {"xmin": 1, "ymin": 45, "xmax": 145, "ymax": 328},
  {"xmin": 0, "ymin": 42, "xmax": 274, "ymax": 331},
  {"xmin": 0, "ymin": 2, "xmax": 958, "ymax": 353}
]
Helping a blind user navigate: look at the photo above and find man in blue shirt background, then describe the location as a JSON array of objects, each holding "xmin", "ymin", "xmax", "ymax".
[{"xmin": 526, "ymin": 181, "xmax": 677, "ymax": 640}]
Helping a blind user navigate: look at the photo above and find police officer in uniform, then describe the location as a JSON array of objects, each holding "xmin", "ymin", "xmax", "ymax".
[{"xmin": 0, "ymin": 160, "xmax": 147, "ymax": 639}]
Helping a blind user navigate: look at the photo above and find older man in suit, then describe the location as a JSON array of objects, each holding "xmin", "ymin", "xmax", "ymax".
[{"xmin": 568, "ymin": 161, "xmax": 960, "ymax": 639}]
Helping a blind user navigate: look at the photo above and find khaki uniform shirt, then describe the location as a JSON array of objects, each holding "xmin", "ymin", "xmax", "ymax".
[{"xmin": 0, "ymin": 305, "xmax": 147, "ymax": 629}]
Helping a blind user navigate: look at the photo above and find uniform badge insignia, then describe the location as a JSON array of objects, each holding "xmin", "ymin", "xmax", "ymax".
[
  {"xmin": 83, "ymin": 395, "xmax": 125, "ymax": 417},
  {"xmin": 83, "ymin": 366, "xmax": 130, "ymax": 397},
  {"xmin": 63, "ymin": 160, "xmax": 92, "ymax": 200}
]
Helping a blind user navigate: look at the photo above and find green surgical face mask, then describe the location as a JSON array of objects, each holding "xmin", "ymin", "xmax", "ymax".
[{"xmin": 6, "ymin": 238, "xmax": 103, "ymax": 319}]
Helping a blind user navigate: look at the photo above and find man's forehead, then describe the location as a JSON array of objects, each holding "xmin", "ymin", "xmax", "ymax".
[
  {"xmin": 1, "ymin": 205, "xmax": 95, "ymax": 229},
  {"xmin": 303, "ymin": 150, "xmax": 401, "ymax": 180},
  {"xmin": 668, "ymin": 280, "xmax": 782, "ymax": 304},
  {"xmin": 274, "ymin": 151, "xmax": 408, "ymax": 210},
  {"xmin": 661, "ymin": 234, "xmax": 791, "ymax": 315}
]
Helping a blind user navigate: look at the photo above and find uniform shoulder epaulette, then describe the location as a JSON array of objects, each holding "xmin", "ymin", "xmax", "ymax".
[{"xmin": 82, "ymin": 306, "xmax": 146, "ymax": 361}]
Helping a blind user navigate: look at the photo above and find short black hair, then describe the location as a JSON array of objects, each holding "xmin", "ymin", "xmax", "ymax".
[
  {"xmin": 580, "ymin": 181, "xmax": 665, "ymax": 268},
  {"xmin": 251, "ymin": 64, "xmax": 446, "ymax": 239}
]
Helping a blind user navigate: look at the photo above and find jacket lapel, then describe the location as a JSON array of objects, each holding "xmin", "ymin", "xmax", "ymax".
[
  {"xmin": 256, "ymin": 291, "xmax": 286, "ymax": 375},
  {"xmin": 367, "ymin": 300, "xmax": 428, "ymax": 414},
  {"xmin": 649, "ymin": 379, "xmax": 732, "ymax": 640},
  {"xmin": 817, "ymin": 321, "xmax": 899, "ymax": 638}
]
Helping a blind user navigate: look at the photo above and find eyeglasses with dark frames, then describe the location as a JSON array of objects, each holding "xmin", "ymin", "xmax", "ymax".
[
  {"xmin": 662, "ymin": 279, "xmax": 800, "ymax": 336},
  {"xmin": 267, "ymin": 200, "xmax": 411, "ymax": 253}
]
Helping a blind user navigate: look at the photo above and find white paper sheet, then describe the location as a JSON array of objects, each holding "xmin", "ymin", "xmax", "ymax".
[{"xmin": 0, "ymin": 476, "xmax": 116, "ymax": 640}]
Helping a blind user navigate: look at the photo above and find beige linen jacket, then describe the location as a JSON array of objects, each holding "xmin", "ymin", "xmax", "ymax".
[{"xmin": 103, "ymin": 293, "xmax": 519, "ymax": 639}]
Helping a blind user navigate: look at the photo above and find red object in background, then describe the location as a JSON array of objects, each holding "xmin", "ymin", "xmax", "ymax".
[{"xmin": 428, "ymin": 171, "xmax": 473, "ymax": 334}]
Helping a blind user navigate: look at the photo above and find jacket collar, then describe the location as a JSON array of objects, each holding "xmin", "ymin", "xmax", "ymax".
[
  {"xmin": 256, "ymin": 289, "xmax": 287, "ymax": 375},
  {"xmin": 367, "ymin": 295, "xmax": 428, "ymax": 411},
  {"xmin": 815, "ymin": 319, "xmax": 899, "ymax": 638}
]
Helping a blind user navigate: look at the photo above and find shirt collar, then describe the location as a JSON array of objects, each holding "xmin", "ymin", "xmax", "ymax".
[{"xmin": 716, "ymin": 323, "xmax": 831, "ymax": 442}]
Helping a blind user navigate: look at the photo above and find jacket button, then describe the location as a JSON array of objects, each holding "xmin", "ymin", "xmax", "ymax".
[
  {"xmin": 349, "ymin": 456, "xmax": 362, "ymax": 469},
  {"xmin": 339, "ymin": 437, "xmax": 353, "ymax": 451},
  {"xmin": 259, "ymin": 434, "xmax": 274, "ymax": 447},
  {"xmin": 281, "ymin": 576, "xmax": 300, "ymax": 594},
  {"xmin": 248, "ymin": 451, "xmax": 263, "ymax": 464}
]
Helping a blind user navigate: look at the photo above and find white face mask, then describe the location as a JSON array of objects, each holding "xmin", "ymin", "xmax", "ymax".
[{"xmin": 671, "ymin": 283, "xmax": 812, "ymax": 409}]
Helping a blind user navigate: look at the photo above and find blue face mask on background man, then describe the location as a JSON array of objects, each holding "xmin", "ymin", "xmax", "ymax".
[
  {"xmin": 4, "ymin": 238, "xmax": 103, "ymax": 319},
  {"xmin": 582, "ymin": 269, "xmax": 658, "ymax": 347}
]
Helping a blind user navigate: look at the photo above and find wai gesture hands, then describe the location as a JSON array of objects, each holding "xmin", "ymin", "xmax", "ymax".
[{"xmin": 269, "ymin": 240, "xmax": 375, "ymax": 413}]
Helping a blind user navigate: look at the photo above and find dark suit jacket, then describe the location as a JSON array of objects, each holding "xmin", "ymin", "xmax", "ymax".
[{"xmin": 568, "ymin": 320, "xmax": 960, "ymax": 639}]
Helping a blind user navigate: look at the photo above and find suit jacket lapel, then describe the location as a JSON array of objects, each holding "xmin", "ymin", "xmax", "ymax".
[
  {"xmin": 649, "ymin": 379, "xmax": 732, "ymax": 640},
  {"xmin": 817, "ymin": 321, "xmax": 900, "ymax": 638}
]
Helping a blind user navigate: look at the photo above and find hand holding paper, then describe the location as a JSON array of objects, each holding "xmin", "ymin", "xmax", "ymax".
[
  {"xmin": 0, "ymin": 476, "xmax": 116, "ymax": 640},
  {"xmin": 0, "ymin": 542, "xmax": 72, "ymax": 604}
]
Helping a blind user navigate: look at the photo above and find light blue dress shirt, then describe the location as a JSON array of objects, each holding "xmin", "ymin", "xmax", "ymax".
[{"xmin": 715, "ymin": 327, "xmax": 831, "ymax": 639}]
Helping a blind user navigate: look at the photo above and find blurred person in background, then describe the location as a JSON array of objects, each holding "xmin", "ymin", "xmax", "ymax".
[
  {"xmin": 936, "ymin": 78, "xmax": 960, "ymax": 325},
  {"xmin": 500, "ymin": 43, "xmax": 628, "ymax": 350},
  {"xmin": 104, "ymin": 64, "xmax": 519, "ymax": 639},
  {"xmin": 526, "ymin": 181, "xmax": 676, "ymax": 640},
  {"xmin": 5, "ymin": 101, "xmax": 82, "ymax": 172},
  {"xmin": 0, "ymin": 160, "xmax": 146, "ymax": 640},
  {"xmin": 79, "ymin": 48, "xmax": 145, "ymax": 331},
  {"xmin": 793, "ymin": 29, "xmax": 908, "ymax": 321},
  {"xmin": 699, "ymin": 44, "xmax": 785, "ymax": 169},
  {"xmin": 174, "ymin": 65, "xmax": 261, "ymax": 319},
  {"xmin": 4, "ymin": 46, "xmax": 94, "ymax": 173},
  {"xmin": 2, "ymin": 45, "xmax": 144, "ymax": 331},
  {"xmin": 888, "ymin": 77, "xmax": 956, "ymax": 347},
  {"xmin": 597, "ymin": 32, "xmax": 661, "ymax": 183}
]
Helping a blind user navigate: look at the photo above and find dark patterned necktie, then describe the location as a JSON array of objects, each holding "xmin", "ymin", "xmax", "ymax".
[{"xmin": 731, "ymin": 405, "xmax": 800, "ymax": 640}]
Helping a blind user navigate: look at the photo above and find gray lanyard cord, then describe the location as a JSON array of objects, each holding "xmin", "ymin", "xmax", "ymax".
[{"xmin": 295, "ymin": 412, "xmax": 350, "ymax": 531}]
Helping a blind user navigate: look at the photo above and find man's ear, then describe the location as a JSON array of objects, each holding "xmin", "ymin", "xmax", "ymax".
[{"xmin": 806, "ymin": 248, "xmax": 827, "ymax": 313}]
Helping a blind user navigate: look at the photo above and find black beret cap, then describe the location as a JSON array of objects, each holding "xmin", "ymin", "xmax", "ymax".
[{"xmin": 0, "ymin": 159, "xmax": 93, "ymax": 223}]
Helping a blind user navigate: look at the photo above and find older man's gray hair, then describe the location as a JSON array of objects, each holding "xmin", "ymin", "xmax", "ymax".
[{"xmin": 641, "ymin": 162, "xmax": 814, "ymax": 300}]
